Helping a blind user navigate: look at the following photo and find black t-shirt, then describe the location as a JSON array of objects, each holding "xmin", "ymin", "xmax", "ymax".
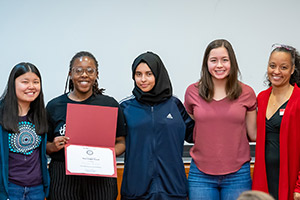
[{"xmin": 46, "ymin": 93, "xmax": 127, "ymax": 161}]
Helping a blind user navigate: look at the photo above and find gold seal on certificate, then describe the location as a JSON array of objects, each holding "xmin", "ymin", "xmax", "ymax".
[{"xmin": 66, "ymin": 144, "xmax": 115, "ymax": 176}]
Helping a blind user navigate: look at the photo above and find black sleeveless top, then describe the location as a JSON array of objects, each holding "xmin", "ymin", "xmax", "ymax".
[{"xmin": 265, "ymin": 101, "xmax": 288, "ymax": 200}]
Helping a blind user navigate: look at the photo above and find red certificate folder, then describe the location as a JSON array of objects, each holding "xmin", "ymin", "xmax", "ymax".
[{"xmin": 64, "ymin": 103, "xmax": 118, "ymax": 177}]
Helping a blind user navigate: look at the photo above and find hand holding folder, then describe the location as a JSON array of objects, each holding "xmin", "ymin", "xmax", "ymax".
[{"xmin": 64, "ymin": 103, "xmax": 118, "ymax": 177}]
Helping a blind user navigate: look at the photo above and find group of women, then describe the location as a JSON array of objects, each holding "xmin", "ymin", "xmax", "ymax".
[{"xmin": 0, "ymin": 39, "xmax": 300, "ymax": 200}]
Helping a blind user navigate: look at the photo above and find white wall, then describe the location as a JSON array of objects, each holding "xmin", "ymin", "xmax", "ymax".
[{"xmin": 1, "ymin": 0, "xmax": 300, "ymax": 103}]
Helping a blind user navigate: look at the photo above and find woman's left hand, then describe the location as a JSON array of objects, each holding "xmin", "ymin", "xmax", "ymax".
[{"xmin": 294, "ymin": 192, "xmax": 300, "ymax": 200}]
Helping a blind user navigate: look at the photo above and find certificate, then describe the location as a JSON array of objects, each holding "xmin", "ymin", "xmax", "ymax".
[
  {"xmin": 64, "ymin": 103, "xmax": 118, "ymax": 177},
  {"xmin": 66, "ymin": 144, "xmax": 115, "ymax": 176}
]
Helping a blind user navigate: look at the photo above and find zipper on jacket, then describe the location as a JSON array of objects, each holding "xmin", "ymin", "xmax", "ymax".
[
  {"xmin": 151, "ymin": 106, "xmax": 159, "ymax": 183},
  {"xmin": 151, "ymin": 106, "xmax": 154, "ymax": 126}
]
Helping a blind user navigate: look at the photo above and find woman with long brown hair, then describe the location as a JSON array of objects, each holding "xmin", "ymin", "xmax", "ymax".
[{"xmin": 185, "ymin": 39, "xmax": 257, "ymax": 200}]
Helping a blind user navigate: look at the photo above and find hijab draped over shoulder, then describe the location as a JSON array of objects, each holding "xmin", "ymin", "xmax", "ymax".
[{"xmin": 132, "ymin": 52, "xmax": 173, "ymax": 105}]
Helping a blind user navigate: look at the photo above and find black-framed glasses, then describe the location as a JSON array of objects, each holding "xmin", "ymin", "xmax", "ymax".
[{"xmin": 72, "ymin": 67, "xmax": 96, "ymax": 76}]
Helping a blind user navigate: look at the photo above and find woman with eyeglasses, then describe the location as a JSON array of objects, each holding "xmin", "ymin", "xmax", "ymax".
[
  {"xmin": 0, "ymin": 63, "xmax": 49, "ymax": 200},
  {"xmin": 252, "ymin": 44, "xmax": 300, "ymax": 200},
  {"xmin": 46, "ymin": 51, "xmax": 126, "ymax": 200}
]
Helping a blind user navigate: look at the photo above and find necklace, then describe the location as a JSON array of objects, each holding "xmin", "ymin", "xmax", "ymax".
[
  {"xmin": 271, "ymin": 86, "xmax": 293, "ymax": 106},
  {"xmin": 272, "ymin": 95, "xmax": 284, "ymax": 106}
]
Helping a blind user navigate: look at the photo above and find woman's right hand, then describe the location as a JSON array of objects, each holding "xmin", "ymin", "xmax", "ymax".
[{"xmin": 46, "ymin": 136, "xmax": 69, "ymax": 154}]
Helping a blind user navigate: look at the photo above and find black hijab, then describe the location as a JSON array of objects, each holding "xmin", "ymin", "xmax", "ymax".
[{"xmin": 132, "ymin": 52, "xmax": 173, "ymax": 105}]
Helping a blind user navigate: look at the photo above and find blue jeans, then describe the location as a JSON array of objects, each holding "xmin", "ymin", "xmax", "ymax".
[
  {"xmin": 8, "ymin": 182, "xmax": 45, "ymax": 200},
  {"xmin": 188, "ymin": 160, "xmax": 252, "ymax": 200}
]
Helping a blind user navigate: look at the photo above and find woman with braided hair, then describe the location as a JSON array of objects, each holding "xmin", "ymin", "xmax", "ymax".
[{"xmin": 46, "ymin": 51, "xmax": 126, "ymax": 200}]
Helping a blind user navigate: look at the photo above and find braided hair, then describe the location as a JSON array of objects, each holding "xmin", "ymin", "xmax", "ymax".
[{"xmin": 64, "ymin": 51, "xmax": 105, "ymax": 95}]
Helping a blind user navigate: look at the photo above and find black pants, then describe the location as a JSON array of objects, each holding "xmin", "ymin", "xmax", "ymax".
[{"xmin": 47, "ymin": 160, "xmax": 118, "ymax": 200}]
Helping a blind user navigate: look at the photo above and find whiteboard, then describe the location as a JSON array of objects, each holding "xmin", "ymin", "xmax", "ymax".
[{"xmin": 1, "ymin": 0, "xmax": 300, "ymax": 104}]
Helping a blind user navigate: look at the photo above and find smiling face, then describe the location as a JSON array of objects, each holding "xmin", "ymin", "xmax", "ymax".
[
  {"xmin": 69, "ymin": 56, "xmax": 98, "ymax": 97},
  {"xmin": 15, "ymin": 72, "xmax": 41, "ymax": 108},
  {"xmin": 207, "ymin": 47, "xmax": 231, "ymax": 82},
  {"xmin": 134, "ymin": 62, "xmax": 156, "ymax": 92},
  {"xmin": 268, "ymin": 51, "xmax": 295, "ymax": 88}
]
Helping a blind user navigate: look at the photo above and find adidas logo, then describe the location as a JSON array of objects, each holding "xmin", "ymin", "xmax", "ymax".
[{"xmin": 166, "ymin": 113, "xmax": 173, "ymax": 119}]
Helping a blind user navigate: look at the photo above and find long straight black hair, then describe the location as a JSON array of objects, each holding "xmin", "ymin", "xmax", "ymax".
[{"xmin": 0, "ymin": 62, "xmax": 47, "ymax": 135}]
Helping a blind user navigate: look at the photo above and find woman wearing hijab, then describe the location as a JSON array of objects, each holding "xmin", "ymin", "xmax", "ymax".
[{"xmin": 120, "ymin": 51, "xmax": 194, "ymax": 200}]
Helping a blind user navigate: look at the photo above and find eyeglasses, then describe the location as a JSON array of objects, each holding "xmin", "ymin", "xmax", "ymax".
[
  {"xmin": 271, "ymin": 43, "xmax": 296, "ymax": 52},
  {"xmin": 72, "ymin": 67, "xmax": 96, "ymax": 76},
  {"xmin": 271, "ymin": 43, "xmax": 296, "ymax": 63}
]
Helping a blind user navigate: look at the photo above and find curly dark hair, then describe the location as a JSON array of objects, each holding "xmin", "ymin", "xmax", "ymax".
[{"xmin": 265, "ymin": 45, "xmax": 300, "ymax": 87}]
